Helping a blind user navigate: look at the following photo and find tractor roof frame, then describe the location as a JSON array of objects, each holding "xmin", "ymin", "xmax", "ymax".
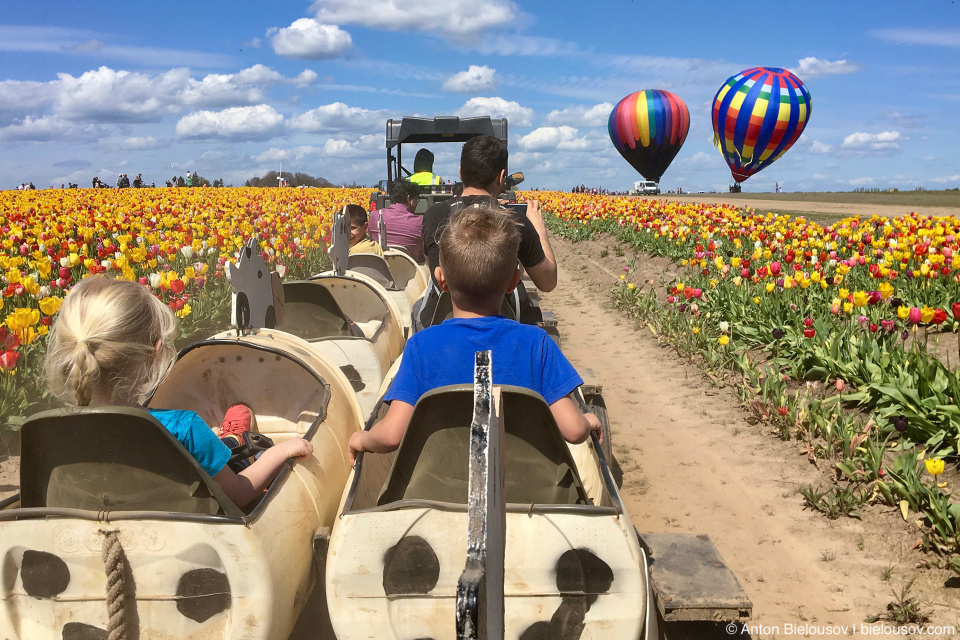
[{"xmin": 385, "ymin": 116, "xmax": 508, "ymax": 188}]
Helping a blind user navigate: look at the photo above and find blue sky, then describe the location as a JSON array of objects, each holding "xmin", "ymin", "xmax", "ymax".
[{"xmin": 1, "ymin": 0, "xmax": 958, "ymax": 192}]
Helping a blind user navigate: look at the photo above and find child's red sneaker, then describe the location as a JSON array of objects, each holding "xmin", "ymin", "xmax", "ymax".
[{"xmin": 219, "ymin": 403, "xmax": 257, "ymax": 438}]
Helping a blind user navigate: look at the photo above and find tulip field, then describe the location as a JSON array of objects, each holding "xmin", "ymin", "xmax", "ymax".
[
  {"xmin": 0, "ymin": 187, "xmax": 367, "ymax": 423},
  {"xmin": 2, "ymin": 186, "xmax": 958, "ymax": 577},
  {"xmin": 532, "ymin": 191, "xmax": 960, "ymax": 576}
]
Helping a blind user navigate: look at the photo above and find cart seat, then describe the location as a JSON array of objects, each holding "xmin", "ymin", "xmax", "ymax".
[
  {"xmin": 19, "ymin": 407, "xmax": 241, "ymax": 517},
  {"xmin": 347, "ymin": 254, "xmax": 397, "ymax": 290},
  {"xmin": 280, "ymin": 281, "xmax": 365, "ymax": 340},
  {"xmin": 377, "ymin": 385, "xmax": 588, "ymax": 506}
]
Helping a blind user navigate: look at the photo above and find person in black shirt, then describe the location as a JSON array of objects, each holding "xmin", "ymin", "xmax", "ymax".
[{"xmin": 416, "ymin": 135, "xmax": 558, "ymax": 329}]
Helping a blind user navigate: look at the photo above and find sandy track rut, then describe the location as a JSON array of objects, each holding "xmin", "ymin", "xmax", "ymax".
[{"xmin": 542, "ymin": 234, "xmax": 960, "ymax": 635}]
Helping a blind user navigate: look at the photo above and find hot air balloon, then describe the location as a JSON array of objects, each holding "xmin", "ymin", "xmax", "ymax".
[
  {"xmin": 608, "ymin": 90, "xmax": 690, "ymax": 183},
  {"xmin": 712, "ymin": 67, "xmax": 811, "ymax": 184}
]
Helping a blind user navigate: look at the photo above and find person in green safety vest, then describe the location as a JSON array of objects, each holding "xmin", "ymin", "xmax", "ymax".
[{"xmin": 408, "ymin": 148, "xmax": 442, "ymax": 186}]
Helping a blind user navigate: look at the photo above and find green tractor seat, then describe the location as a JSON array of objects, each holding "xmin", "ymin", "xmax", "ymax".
[
  {"xmin": 377, "ymin": 385, "xmax": 588, "ymax": 507},
  {"xmin": 19, "ymin": 407, "xmax": 241, "ymax": 517}
]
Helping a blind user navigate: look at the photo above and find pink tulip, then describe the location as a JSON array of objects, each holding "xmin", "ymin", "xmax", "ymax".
[
  {"xmin": 908, "ymin": 307, "xmax": 922, "ymax": 324},
  {"xmin": 770, "ymin": 261, "xmax": 781, "ymax": 276},
  {"xmin": 835, "ymin": 379, "xmax": 845, "ymax": 392}
]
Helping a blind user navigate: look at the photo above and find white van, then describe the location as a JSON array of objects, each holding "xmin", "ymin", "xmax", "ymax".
[{"xmin": 630, "ymin": 180, "xmax": 660, "ymax": 195}]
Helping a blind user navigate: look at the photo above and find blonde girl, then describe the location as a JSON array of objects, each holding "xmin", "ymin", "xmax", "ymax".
[{"xmin": 44, "ymin": 276, "xmax": 312, "ymax": 508}]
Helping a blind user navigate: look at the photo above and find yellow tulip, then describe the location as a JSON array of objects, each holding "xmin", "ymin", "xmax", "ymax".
[
  {"xmin": 731, "ymin": 257, "xmax": 741, "ymax": 268},
  {"xmin": 176, "ymin": 303, "xmax": 192, "ymax": 319},
  {"xmin": 925, "ymin": 458, "xmax": 945, "ymax": 476},
  {"xmin": 692, "ymin": 327, "xmax": 700, "ymax": 334},
  {"xmin": 753, "ymin": 297, "xmax": 761, "ymax": 305},
  {"xmin": 843, "ymin": 302, "xmax": 854, "ymax": 314},
  {"xmin": 627, "ymin": 283, "xmax": 635, "ymax": 290},
  {"xmin": 839, "ymin": 288, "xmax": 849, "ymax": 300},
  {"xmin": 765, "ymin": 282, "xmax": 775, "ymax": 293},
  {"xmin": 717, "ymin": 335, "xmax": 730, "ymax": 346},
  {"xmin": 878, "ymin": 282, "xmax": 893, "ymax": 299},
  {"xmin": 921, "ymin": 306, "xmax": 935, "ymax": 323},
  {"xmin": 38, "ymin": 296, "xmax": 62, "ymax": 316},
  {"xmin": 898, "ymin": 306, "xmax": 909, "ymax": 320},
  {"xmin": 852, "ymin": 291, "xmax": 868, "ymax": 308},
  {"xmin": 676, "ymin": 282, "xmax": 685, "ymax": 292},
  {"xmin": 5, "ymin": 308, "xmax": 40, "ymax": 332}
]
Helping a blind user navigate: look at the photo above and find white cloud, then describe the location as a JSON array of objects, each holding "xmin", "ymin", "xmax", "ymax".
[
  {"xmin": 243, "ymin": 37, "xmax": 262, "ymax": 49},
  {"xmin": 269, "ymin": 18, "xmax": 352, "ymax": 59},
  {"xmin": 456, "ymin": 97, "xmax": 533, "ymax": 126},
  {"xmin": 0, "ymin": 115, "xmax": 103, "ymax": 143},
  {"xmin": 544, "ymin": 102, "xmax": 613, "ymax": 127},
  {"xmin": 321, "ymin": 134, "xmax": 380, "ymax": 157},
  {"xmin": 442, "ymin": 65, "xmax": 496, "ymax": 93},
  {"xmin": 293, "ymin": 69, "xmax": 319, "ymax": 88},
  {"xmin": 231, "ymin": 64, "xmax": 286, "ymax": 86},
  {"xmin": 810, "ymin": 140, "xmax": 833, "ymax": 154},
  {"xmin": 930, "ymin": 174, "xmax": 960, "ymax": 184},
  {"xmin": 0, "ymin": 65, "xmax": 312, "ymax": 132},
  {"xmin": 841, "ymin": 131, "xmax": 902, "ymax": 155},
  {"xmin": 871, "ymin": 28, "xmax": 960, "ymax": 48},
  {"xmin": 310, "ymin": 0, "xmax": 517, "ymax": 38},
  {"xmin": 879, "ymin": 111, "xmax": 926, "ymax": 129},
  {"xmin": 176, "ymin": 105, "xmax": 284, "ymax": 140},
  {"xmin": 0, "ymin": 25, "xmax": 236, "ymax": 68},
  {"xmin": 791, "ymin": 56, "xmax": 862, "ymax": 79},
  {"xmin": 849, "ymin": 177, "xmax": 875, "ymax": 185},
  {"xmin": 119, "ymin": 136, "xmax": 160, "ymax": 150},
  {"xmin": 288, "ymin": 102, "xmax": 385, "ymax": 132},
  {"xmin": 254, "ymin": 146, "xmax": 321, "ymax": 164},
  {"xmin": 518, "ymin": 126, "xmax": 598, "ymax": 152}
]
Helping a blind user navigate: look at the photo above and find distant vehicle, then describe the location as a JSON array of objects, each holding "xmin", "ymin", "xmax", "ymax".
[{"xmin": 630, "ymin": 180, "xmax": 660, "ymax": 196}]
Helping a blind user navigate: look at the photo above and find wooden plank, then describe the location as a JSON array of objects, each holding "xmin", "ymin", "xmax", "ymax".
[
  {"xmin": 456, "ymin": 351, "xmax": 505, "ymax": 640},
  {"xmin": 639, "ymin": 532, "xmax": 752, "ymax": 622}
]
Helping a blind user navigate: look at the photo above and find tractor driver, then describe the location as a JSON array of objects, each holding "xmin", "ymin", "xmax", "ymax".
[
  {"xmin": 408, "ymin": 148, "xmax": 443, "ymax": 186},
  {"xmin": 414, "ymin": 135, "xmax": 558, "ymax": 331}
]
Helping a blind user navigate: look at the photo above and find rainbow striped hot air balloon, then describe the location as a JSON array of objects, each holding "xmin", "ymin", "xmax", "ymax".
[
  {"xmin": 712, "ymin": 67, "xmax": 812, "ymax": 183},
  {"xmin": 608, "ymin": 90, "xmax": 690, "ymax": 183}
]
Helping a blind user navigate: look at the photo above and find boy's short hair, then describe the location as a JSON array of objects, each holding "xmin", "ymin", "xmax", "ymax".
[
  {"xmin": 460, "ymin": 136, "xmax": 508, "ymax": 190},
  {"xmin": 439, "ymin": 205, "xmax": 520, "ymax": 308},
  {"xmin": 345, "ymin": 204, "xmax": 368, "ymax": 226}
]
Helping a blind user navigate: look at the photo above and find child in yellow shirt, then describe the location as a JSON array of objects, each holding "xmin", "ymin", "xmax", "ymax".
[{"xmin": 346, "ymin": 204, "xmax": 384, "ymax": 257}]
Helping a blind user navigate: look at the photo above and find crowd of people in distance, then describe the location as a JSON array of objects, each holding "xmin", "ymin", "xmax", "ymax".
[
  {"xmin": 571, "ymin": 184, "xmax": 627, "ymax": 195},
  {"xmin": 15, "ymin": 182, "xmax": 37, "ymax": 190}
]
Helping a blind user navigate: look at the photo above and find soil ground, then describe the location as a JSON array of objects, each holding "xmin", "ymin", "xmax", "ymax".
[
  {"xmin": 543, "ymin": 232, "xmax": 960, "ymax": 639},
  {"xmin": 638, "ymin": 193, "xmax": 960, "ymax": 225}
]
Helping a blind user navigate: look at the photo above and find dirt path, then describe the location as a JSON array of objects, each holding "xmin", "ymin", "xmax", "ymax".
[
  {"xmin": 641, "ymin": 194, "xmax": 960, "ymax": 219},
  {"xmin": 542, "ymin": 234, "xmax": 960, "ymax": 638}
]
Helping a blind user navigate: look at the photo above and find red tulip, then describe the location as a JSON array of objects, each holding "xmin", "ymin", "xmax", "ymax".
[
  {"xmin": 803, "ymin": 328, "xmax": 816, "ymax": 338},
  {"xmin": 932, "ymin": 308, "xmax": 947, "ymax": 325},
  {"xmin": 952, "ymin": 302, "xmax": 960, "ymax": 321},
  {"xmin": 804, "ymin": 318, "xmax": 814, "ymax": 328},
  {"xmin": 169, "ymin": 279, "xmax": 185, "ymax": 295},
  {"xmin": 777, "ymin": 406, "xmax": 789, "ymax": 417},
  {"xmin": 0, "ymin": 350, "xmax": 20, "ymax": 370}
]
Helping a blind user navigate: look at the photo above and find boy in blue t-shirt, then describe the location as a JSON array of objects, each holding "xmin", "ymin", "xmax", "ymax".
[{"xmin": 348, "ymin": 205, "xmax": 601, "ymax": 464}]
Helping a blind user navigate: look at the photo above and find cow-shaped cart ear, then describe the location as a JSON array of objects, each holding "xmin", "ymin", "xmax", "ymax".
[
  {"xmin": 376, "ymin": 207, "xmax": 388, "ymax": 252},
  {"xmin": 329, "ymin": 206, "xmax": 349, "ymax": 276},
  {"xmin": 226, "ymin": 237, "xmax": 284, "ymax": 332}
]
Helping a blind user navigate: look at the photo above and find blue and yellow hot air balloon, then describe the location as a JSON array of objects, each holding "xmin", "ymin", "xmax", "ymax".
[
  {"xmin": 712, "ymin": 67, "xmax": 811, "ymax": 183},
  {"xmin": 608, "ymin": 90, "xmax": 689, "ymax": 183}
]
